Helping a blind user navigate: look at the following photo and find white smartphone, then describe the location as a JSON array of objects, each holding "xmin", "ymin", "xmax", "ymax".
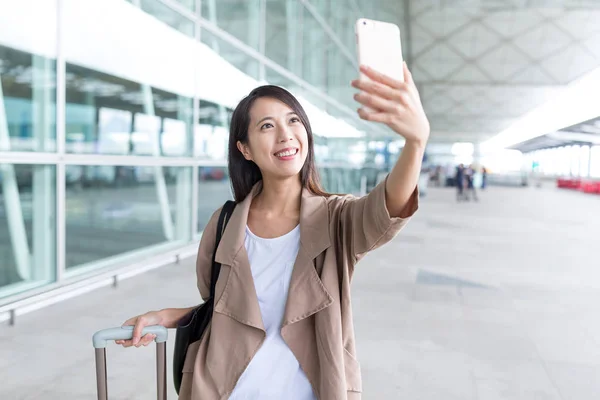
[{"xmin": 355, "ymin": 18, "xmax": 404, "ymax": 83}]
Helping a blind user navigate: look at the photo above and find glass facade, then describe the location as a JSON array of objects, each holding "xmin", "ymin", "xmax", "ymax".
[
  {"xmin": 0, "ymin": 164, "xmax": 56, "ymax": 297},
  {"xmin": 525, "ymin": 144, "xmax": 600, "ymax": 178},
  {"xmin": 0, "ymin": 0, "xmax": 401, "ymax": 302},
  {"xmin": 64, "ymin": 165, "xmax": 192, "ymax": 269},
  {"xmin": 0, "ymin": 0, "xmax": 57, "ymax": 153}
]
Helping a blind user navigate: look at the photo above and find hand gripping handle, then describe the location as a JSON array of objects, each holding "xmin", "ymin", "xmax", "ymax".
[{"xmin": 92, "ymin": 325, "xmax": 168, "ymax": 348}]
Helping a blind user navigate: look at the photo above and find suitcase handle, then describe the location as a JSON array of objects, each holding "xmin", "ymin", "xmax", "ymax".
[
  {"xmin": 92, "ymin": 325, "xmax": 168, "ymax": 348},
  {"xmin": 92, "ymin": 325, "xmax": 168, "ymax": 400}
]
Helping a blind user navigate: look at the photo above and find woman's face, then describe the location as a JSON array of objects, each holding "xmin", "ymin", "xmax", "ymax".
[{"xmin": 237, "ymin": 97, "xmax": 309, "ymax": 181}]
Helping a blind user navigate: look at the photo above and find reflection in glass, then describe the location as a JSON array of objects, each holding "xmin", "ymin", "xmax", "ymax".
[
  {"xmin": 174, "ymin": 0, "xmax": 196, "ymax": 12},
  {"xmin": 301, "ymin": 8, "xmax": 327, "ymax": 91},
  {"xmin": 197, "ymin": 166, "xmax": 231, "ymax": 232},
  {"xmin": 202, "ymin": 0, "xmax": 261, "ymax": 51},
  {"xmin": 0, "ymin": 45, "xmax": 56, "ymax": 152},
  {"xmin": 65, "ymin": 166, "xmax": 192, "ymax": 269},
  {"xmin": 265, "ymin": 0, "xmax": 301, "ymax": 75},
  {"xmin": 65, "ymin": 63, "xmax": 193, "ymax": 156},
  {"xmin": 0, "ymin": 164, "xmax": 56, "ymax": 298},
  {"xmin": 139, "ymin": 0, "xmax": 195, "ymax": 37},
  {"xmin": 264, "ymin": 67, "xmax": 323, "ymax": 110},
  {"xmin": 201, "ymin": 29, "xmax": 261, "ymax": 80}
]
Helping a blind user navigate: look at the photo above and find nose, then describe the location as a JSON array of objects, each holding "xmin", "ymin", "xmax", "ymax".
[{"xmin": 277, "ymin": 125, "xmax": 293, "ymax": 143}]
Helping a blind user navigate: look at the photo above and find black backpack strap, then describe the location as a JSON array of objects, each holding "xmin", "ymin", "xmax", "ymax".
[{"xmin": 209, "ymin": 200, "xmax": 236, "ymax": 299}]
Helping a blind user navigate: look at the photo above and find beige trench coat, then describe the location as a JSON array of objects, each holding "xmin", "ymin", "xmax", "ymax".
[{"xmin": 179, "ymin": 177, "xmax": 418, "ymax": 399}]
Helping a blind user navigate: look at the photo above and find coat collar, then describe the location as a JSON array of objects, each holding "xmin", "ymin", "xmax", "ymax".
[
  {"xmin": 215, "ymin": 181, "xmax": 331, "ymax": 266},
  {"xmin": 213, "ymin": 181, "xmax": 333, "ymax": 332}
]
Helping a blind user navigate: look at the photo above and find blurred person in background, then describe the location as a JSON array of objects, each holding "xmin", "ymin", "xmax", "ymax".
[
  {"xmin": 455, "ymin": 163, "xmax": 465, "ymax": 201},
  {"xmin": 465, "ymin": 164, "xmax": 478, "ymax": 202},
  {"xmin": 481, "ymin": 166, "xmax": 488, "ymax": 190}
]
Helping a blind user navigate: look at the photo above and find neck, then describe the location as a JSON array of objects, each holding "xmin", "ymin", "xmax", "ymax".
[{"xmin": 254, "ymin": 174, "xmax": 302, "ymax": 215}]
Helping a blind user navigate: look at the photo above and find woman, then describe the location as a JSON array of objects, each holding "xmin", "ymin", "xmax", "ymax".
[{"xmin": 116, "ymin": 62, "xmax": 429, "ymax": 399}]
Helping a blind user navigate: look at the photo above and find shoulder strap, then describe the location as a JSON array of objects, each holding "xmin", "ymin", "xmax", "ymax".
[{"xmin": 209, "ymin": 200, "xmax": 236, "ymax": 299}]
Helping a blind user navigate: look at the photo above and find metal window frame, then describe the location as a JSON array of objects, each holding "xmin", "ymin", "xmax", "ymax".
[{"xmin": 56, "ymin": 0, "xmax": 66, "ymax": 283}]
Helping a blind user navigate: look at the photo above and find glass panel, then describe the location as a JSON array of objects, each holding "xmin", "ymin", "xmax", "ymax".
[
  {"xmin": 309, "ymin": 0, "xmax": 358, "ymax": 60},
  {"xmin": 65, "ymin": 165, "xmax": 192, "ymax": 269},
  {"xmin": 327, "ymin": 45, "xmax": 356, "ymax": 111},
  {"xmin": 264, "ymin": 68, "xmax": 302, "ymax": 93},
  {"xmin": 64, "ymin": 1, "xmax": 195, "ymax": 157},
  {"xmin": 264, "ymin": 67, "xmax": 328, "ymax": 115},
  {"xmin": 590, "ymin": 146, "xmax": 600, "ymax": 178},
  {"xmin": 140, "ymin": 0, "xmax": 195, "ymax": 37},
  {"xmin": 200, "ymin": 29, "xmax": 261, "ymax": 80},
  {"xmin": 173, "ymin": 0, "xmax": 196, "ymax": 12},
  {"xmin": 580, "ymin": 145, "xmax": 590, "ymax": 178},
  {"xmin": 194, "ymin": 99, "xmax": 230, "ymax": 160},
  {"xmin": 0, "ymin": 1, "xmax": 57, "ymax": 152},
  {"xmin": 197, "ymin": 166, "xmax": 231, "ymax": 232},
  {"xmin": 65, "ymin": 64, "xmax": 193, "ymax": 156},
  {"xmin": 201, "ymin": 0, "xmax": 261, "ymax": 50},
  {"xmin": 301, "ymin": 8, "xmax": 327, "ymax": 91},
  {"xmin": 264, "ymin": 0, "xmax": 303, "ymax": 76},
  {"xmin": 194, "ymin": 101, "xmax": 231, "ymax": 232},
  {"xmin": 0, "ymin": 163, "xmax": 56, "ymax": 299}
]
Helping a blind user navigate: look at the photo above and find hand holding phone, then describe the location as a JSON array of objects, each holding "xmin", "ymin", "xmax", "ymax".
[{"xmin": 352, "ymin": 18, "xmax": 430, "ymax": 147}]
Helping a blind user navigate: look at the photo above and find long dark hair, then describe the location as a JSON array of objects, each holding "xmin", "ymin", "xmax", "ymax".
[{"xmin": 228, "ymin": 85, "xmax": 329, "ymax": 202}]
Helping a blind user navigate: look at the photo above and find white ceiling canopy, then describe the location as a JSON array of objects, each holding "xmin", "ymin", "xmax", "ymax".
[{"xmin": 406, "ymin": 0, "xmax": 600, "ymax": 145}]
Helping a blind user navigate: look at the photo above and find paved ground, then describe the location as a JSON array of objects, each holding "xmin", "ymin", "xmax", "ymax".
[{"xmin": 1, "ymin": 184, "xmax": 600, "ymax": 399}]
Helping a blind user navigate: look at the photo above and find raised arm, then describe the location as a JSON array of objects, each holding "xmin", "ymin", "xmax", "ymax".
[{"xmin": 351, "ymin": 62, "xmax": 430, "ymax": 218}]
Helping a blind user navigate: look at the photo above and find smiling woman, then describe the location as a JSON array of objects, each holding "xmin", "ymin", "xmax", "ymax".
[
  {"xmin": 227, "ymin": 85, "xmax": 329, "ymax": 203},
  {"xmin": 118, "ymin": 70, "xmax": 424, "ymax": 399}
]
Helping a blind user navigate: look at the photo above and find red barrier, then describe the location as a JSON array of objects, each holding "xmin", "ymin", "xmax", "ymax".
[
  {"xmin": 581, "ymin": 181, "xmax": 600, "ymax": 194},
  {"xmin": 556, "ymin": 178, "xmax": 600, "ymax": 194}
]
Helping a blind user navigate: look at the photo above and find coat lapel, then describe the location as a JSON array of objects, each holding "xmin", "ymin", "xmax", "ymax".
[
  {"xmin": 282, "ymin": 188, "xmax": 333, "ymax": 327},
  {"xmin": 212, "ymin": 182, "xmax": 334, "ymax": 333},
  {"xmin": 213, "ymin": 183, "xmax": 265, "ymax": 332}
]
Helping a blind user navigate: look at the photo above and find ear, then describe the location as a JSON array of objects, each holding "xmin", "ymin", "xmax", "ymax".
[{"xmin": 237, "ymin": 140, "xmax": 253, "ymax": 161}]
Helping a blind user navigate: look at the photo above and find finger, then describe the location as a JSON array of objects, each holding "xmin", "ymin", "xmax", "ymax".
[
  {"xmin": 138, "ymin": 333, "xmax": 155, "ymax": 348},
  {"xmin": 121, "ymin": 340, "xmax": 134, "ymax": 348},
  {"xmin": 351, "ymin": 78, "xmax": 399, "ymax": 100},
  {"xmin": 359, "ymin": 65, "xmax": 405, "ymax": 90},
  {"xmin": 402, "ymin": 62, "xmax": 421, "ymax": 99},
  {"xmin": 121, "ymin": 317, "xmax": 137, "ymax": 327},
  {"xmin": 357, "ymin": 108, "xmax": 390, "ymax": 124},
  {"xmin": 352, "ymin": 79, "xmax": 413, "ymax": 109},
  {"xmin": 142, "ymin": 334, "xmax": 157, "ymax": 347},
  {"xmin": 403, "ymin": 62, "xmax": 413, "ymax": 85},
  {"xmin": 131, "ymin": 317, "xmax": 146, "ymax": 346},
  {"xmin": 354, "ymin": 92, "xmax": 401, "ymax": 114}
]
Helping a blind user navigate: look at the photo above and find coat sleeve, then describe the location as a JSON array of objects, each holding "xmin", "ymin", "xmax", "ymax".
[
  {"xmin": 332, "ymin": 175, "xmax": 419, "ymax": 264},
  {"xmin": 196, "ymin": 207, "xmax": 222, "ymax": 302}
]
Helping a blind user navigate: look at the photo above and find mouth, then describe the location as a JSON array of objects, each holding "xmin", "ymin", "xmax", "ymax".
[{"xmin": 274, "ymin": 148, "xmax": 299, "ymax": 160}]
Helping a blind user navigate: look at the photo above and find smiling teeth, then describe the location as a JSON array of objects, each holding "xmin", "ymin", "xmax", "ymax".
[{"xmin": 276, "ymin": 149, "xmax": 297, "ymax": 157}]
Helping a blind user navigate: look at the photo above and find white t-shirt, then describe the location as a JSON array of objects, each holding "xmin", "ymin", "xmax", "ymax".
[{"xmin": 229, "ymin": 224, "xmax": 316, "ymax": 400}]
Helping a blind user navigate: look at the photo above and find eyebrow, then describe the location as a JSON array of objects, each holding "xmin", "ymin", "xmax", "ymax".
[{"xmin": 255, "ymin": 112, "xmax": 298, "ymax": 127}]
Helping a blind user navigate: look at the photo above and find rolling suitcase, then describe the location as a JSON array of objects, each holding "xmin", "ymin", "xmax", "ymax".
[{"xmin": 92, "ymin": 325, "xmax": 168, "ymax": 400}]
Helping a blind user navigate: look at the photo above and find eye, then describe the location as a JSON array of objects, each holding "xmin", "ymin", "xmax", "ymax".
[
  {"xmin": 290, "ymin": 117, "xmax": 300, "ymax": 123},
  {"xmin": 260, "ymin": 122, "xmax": 274, "ymax": 130}
]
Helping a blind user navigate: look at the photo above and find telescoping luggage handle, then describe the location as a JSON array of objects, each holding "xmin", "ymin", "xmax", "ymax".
[{"xmin": 92, "ymin": 325, "xmax": 168, "ymax": 400}]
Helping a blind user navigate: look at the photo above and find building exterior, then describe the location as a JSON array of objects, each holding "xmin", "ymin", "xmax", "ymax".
[{"xmin": 0, "ymin": 0, "xmax": 407, "ymax": 316}]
